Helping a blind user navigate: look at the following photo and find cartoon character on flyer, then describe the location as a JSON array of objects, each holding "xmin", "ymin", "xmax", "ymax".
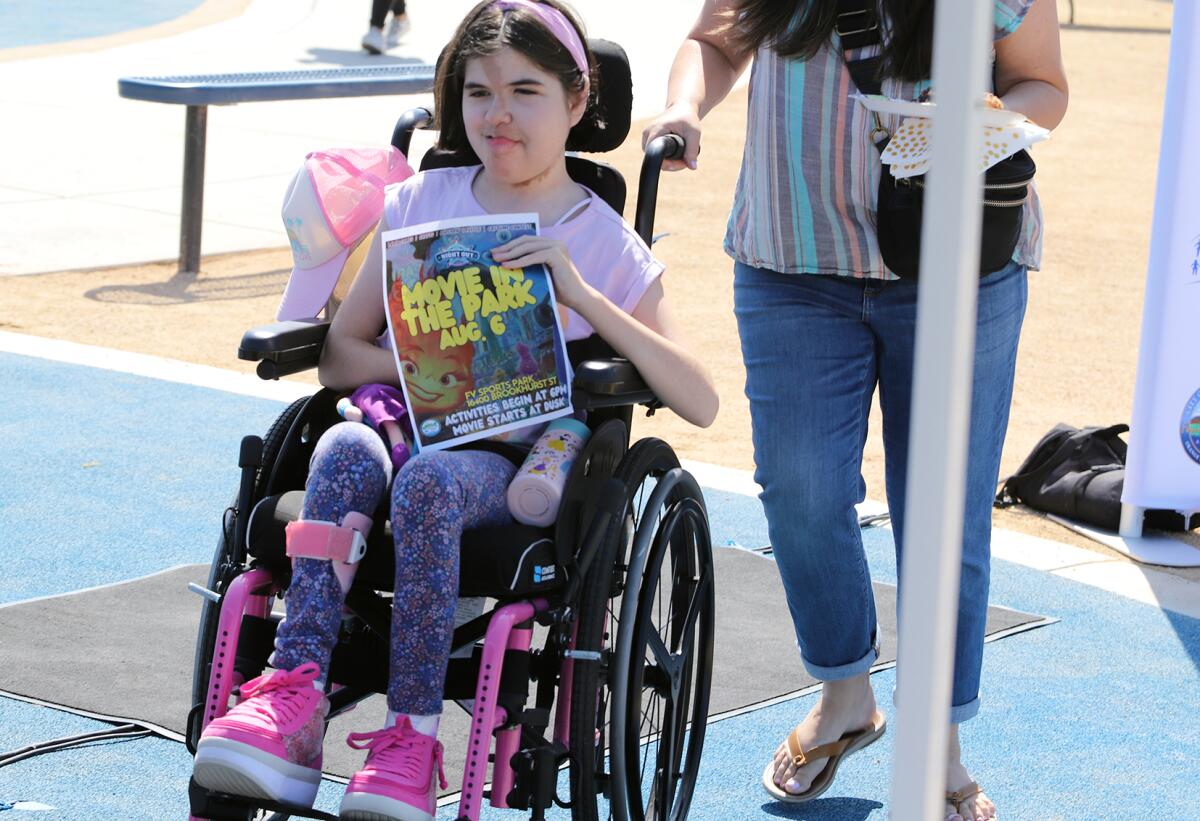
[{"xmin": 397, "ymin": 330, "xmax": 477, "ymax": 416}]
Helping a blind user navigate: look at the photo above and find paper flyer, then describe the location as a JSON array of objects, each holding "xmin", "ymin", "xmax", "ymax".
[
  {"xmin": 853, "ymin": 93, "xmax": 1050, "ymax": 178},
  {"xmin": 381, "ymin": 213, "xmax": 573, "ymax": 452}
]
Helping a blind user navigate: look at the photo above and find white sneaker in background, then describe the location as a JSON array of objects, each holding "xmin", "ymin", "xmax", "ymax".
[
  {"xmin": 361, "ymin": 25, "xmax": 386, "ymax": 55},
  {"xmin": 385, "ymin": 14, "xmax": 411, "ymax": 48}
]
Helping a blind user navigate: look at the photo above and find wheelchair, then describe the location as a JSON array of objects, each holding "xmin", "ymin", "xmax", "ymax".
[{"xmin": 185, "ymin": 39, "xmax": 716, "ymax": 821}]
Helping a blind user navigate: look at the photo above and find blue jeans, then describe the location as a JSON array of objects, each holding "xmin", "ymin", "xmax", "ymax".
[{"xmin": 733, "ymin": 260, "xmax": 1027, "ymax": 723}]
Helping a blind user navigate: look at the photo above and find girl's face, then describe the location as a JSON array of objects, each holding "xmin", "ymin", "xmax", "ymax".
[{"xmin": 462, "ymin": 46, "xmax": 586, "ymax": 186}]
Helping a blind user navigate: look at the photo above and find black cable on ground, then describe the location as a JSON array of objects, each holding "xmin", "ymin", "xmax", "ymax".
[{"xmin": 0, "ymin": 724, "xmax": 151, "ymax": 769}]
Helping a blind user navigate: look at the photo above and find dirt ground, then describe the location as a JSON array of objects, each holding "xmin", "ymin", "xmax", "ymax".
[{"xmin": 7, "ymin": 0, "xmax": 1197, "ymax": 572}]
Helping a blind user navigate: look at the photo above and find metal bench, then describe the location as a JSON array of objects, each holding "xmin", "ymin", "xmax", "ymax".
[{"xmin": 117, "ymin": 65, "xmax": 436, "ymax": 275}]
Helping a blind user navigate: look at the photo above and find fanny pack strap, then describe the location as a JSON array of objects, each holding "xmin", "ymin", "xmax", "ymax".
[
  {"xmin": 837, "ymin": 3, "xmax": 998, "ymax": 154},
  {"xmin": 837, "ymin": 0, "xmax": 890, "ymax": 152},
  {"xmin": 837, "ymin": 0, "xmax": 884, "ymax": 94}
]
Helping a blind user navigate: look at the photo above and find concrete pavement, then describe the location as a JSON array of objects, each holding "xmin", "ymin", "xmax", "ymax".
[{"xmin": 0, "ymin": 0, "xmax": 700, "ymax": 276}]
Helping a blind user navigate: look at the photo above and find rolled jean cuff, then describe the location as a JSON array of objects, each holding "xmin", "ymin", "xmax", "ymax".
[
  {"xmin": 800, "ymin": 640, "xmax": 879, "ymax": 682},
  {"xmin": 949, "ymin": 696, "xmax": 981, "ymax": 725},
  {"xmin": 890, "ymin": 688, "xmax": 981, "ymax": 724}
]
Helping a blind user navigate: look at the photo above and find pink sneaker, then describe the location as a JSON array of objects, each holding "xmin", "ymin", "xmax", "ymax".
[
  {"xmin": 192, "ymin": 662, "xmax": 327, "ymax": 807},
  {"xmin": 338, "ymin": 719, "xmax": 448, "ymax": 821}
]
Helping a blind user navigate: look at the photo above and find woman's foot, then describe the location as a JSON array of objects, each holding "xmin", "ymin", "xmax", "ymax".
[
  {"xmin": 767, "ymin": 673, "xmax": 882, "ymax": 796},
  {"xmin": 946, "ymin": 725, "xmax": 996, "ymax": 821}
]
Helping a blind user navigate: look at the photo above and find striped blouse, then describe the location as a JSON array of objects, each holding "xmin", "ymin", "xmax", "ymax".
[{"xmin": 725, "ymin": 0, "xmax": 1042, "ymax": 279}]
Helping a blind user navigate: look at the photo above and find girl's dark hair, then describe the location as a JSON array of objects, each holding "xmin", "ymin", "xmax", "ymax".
[
  {"xmin": 434, "ymin": 0, "xmax": 601, "ymax": 158},
  {"xmin": 725, "ymin": 0, "xmax": 935, "ymax": 82}
]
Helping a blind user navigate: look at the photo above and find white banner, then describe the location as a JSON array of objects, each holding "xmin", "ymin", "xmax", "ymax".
[{"xmin": 1123, "ymin": 0, "xmax": 1200, "ymax": 514}]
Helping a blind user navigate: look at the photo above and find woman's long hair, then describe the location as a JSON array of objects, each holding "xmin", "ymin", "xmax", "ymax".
[{"xmin": 725, "ymin": 0, "xmax": 935, "ymax": 81}]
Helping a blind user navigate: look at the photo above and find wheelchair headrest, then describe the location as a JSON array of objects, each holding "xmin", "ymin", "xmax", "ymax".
[{"xmin": 569, "ymin": 39, "xmax": 632, "ymax": 153}]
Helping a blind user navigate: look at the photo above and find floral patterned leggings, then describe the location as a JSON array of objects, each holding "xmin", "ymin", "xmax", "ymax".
[{"xmin": 273, "ymin": 422, "xmax": 516, "ymax": 715}]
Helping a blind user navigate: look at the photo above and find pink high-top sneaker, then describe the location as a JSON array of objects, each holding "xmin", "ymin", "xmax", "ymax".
[
  {"xmin": 192, "ymin": 662, "xmax": 328, "ymax": 807},
  {"xmin": 338, "ymin": 719, "xmax": 448, "ymax": 821}
]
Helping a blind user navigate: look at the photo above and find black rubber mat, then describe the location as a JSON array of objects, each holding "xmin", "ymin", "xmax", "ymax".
[{"xmin": 0, "ymin": 549, "xmax": 1047, "ymax": 784}]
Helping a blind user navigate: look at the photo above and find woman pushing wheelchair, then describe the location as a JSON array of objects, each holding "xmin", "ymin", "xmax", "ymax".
[
  {"xmin": 643, "ymin": 0, "xmax": 1067, "ymax": 818},
  {"xmin": 191, "ymin": 2, "xmax": 717, "ymax": 820}
]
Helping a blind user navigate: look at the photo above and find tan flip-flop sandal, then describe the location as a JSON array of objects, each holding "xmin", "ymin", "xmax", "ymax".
[{"xmin": 761, "ymin": 714, "xmax": 887, "ymax": 803}]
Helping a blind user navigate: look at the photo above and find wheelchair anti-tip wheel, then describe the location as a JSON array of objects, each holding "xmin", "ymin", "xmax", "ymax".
[{"xmin": 569, "ymin": 439, "xmax": 715, "ymax": 821}]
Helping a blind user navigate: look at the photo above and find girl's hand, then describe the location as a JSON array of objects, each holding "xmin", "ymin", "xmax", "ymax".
[
  {"xmin": 492, "ymin": 236, "xmax": 592, "ymax": 311},
  {"xmin": 641, "ymin": 101, "xmax": 702, "ymax": 172}
]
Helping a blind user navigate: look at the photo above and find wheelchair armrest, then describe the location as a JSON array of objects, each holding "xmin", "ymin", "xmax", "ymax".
[
  {"xmin": 572, "ymin": 357, "xmax": 659, "ymax": 410},
  {"xmin": 238, "ymin": 319, "xmax": 330, "ymax": 380}
]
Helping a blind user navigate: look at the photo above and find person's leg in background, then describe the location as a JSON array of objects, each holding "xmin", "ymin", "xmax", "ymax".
[
  {"xmin": 734, "ymin": 262, "xmax": 887, "ymax": 797},
  {"xmin": 873, "ymin": 259, "xmax": 1027, "ymax": 821},
  {"xmin": 385, "ymin": 0, "xmax": 411, "ymax": 48},
  {"xmin": 362, "ymin": 0, "xmax": 400, "ymax": 54}
]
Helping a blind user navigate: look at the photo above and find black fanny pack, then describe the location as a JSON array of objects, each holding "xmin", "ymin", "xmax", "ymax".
[
  {"xmin": 838, "ymin": 2, "xmax": 1034, "ymax": 280},
  {"xmin": 874, "ymin": 144, "xmax": 1034, "ymax": 278}
]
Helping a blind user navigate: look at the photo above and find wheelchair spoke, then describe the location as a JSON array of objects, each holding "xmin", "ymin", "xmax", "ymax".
[
  {"xmin": 639, "ymin": 694, "xmax": 660, "ymax": 785},
  {"xmin": 676, "ymin": 571, "xmax": 711, "ymax": 661},
  {"xmin": 644, "ymin": 627, "xmax": 681, "ymax": 686}
]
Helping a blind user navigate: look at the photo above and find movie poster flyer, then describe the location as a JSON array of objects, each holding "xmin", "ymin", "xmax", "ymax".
[{"xmin": 381, "ymin": 213, "xmax": 572, "ymax": 452}]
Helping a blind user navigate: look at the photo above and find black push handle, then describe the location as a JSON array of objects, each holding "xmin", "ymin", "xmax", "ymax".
[
  {"xmin": 634, "ymin": 133, "xmax": 686, "ymax": 247},
  {"xmin": 390, "ymin": 106, "xmax": 434, "ymax": 157}
]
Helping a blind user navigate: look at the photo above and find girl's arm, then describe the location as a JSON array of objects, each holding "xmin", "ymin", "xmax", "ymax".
[
  {"xmin": 994, "ymin": 0, "xmax": 1069, "ymax": 129},
  {"xmin": 640, "ymin": 0, "xmax": 756, "ymax": 172},
  {"xmin": 492, "ymin": 238, "xmax": 719, "ymax": 428},
  {"xmin": 605, "ymin": 278, "xmax": 720, "ymax": 429},
  {"xmin": 317, "ymin": 226, "xmax": 400, "ymax": 391}
]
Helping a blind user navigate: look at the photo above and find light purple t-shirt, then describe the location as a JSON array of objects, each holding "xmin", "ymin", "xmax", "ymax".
[{"xmin": 383, "ymin": 165, "xmax": 664, "ymax": 341}]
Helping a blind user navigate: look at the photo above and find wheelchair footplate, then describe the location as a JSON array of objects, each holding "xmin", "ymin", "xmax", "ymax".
[{"xmin": 188, "ymin": 776, "xmax": 338, "ymax": 821}]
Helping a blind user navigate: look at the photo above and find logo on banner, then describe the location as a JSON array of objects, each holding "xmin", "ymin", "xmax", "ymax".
[
  {"xmin": 1182, "ymin": 389, "xmax": 1200, "ymax": 465},
  {"xmin": 1191, "ymin": 234, "xmax": 1200, "ymax": 282}
]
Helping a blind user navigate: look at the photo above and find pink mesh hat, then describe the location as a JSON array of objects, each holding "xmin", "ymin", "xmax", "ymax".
[{"xmin": 276, "ymin": 146, "xmax": 414, "ymax": 321}]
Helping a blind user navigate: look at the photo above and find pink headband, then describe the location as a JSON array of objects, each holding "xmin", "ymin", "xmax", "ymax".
[{"xmin": 493, "ymin": 0, "xmax": 590, "ymax": 81}]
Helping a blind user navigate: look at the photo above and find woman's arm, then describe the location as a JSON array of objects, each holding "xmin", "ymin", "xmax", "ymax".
[
  {"xmin": 994, "ymin": 0, "xmax": 1069, "ymax": 129},
  {"xmin": 317, "ymin": 226, "xmax": 401, "ymax": 391},
  {"xmin": 641, "ymin": 0, "xmax": 756, "ymax": 171}
]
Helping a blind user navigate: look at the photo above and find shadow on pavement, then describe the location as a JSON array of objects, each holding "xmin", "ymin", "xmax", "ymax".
[
  {"xmin": 299, "ymin": 48, "xmax": 427, "ymax": 66},
  {"xmin": 84, "ymin": 268, "xmax": 289, "ymax": 305},
  {"xmin": 761, "ymin": 797, "xmax": 885, "ymax": 820}
]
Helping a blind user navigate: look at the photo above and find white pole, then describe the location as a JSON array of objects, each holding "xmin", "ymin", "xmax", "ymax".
[{"xmin": 889, "ymin": 0, "xmax": 992, "ymax": 818}]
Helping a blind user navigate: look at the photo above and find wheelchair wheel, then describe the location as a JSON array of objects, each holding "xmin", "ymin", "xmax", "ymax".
[
  {"xmin": 611, "ymin": 466, "xmax": 713, "ymax": 821},
  {"xmin": 188, "ymin": 396, "xmax": 309, "ymax": 749},
  {"xmin": 569, "ymin": 439, "xmax": 714, "ymax": 820}
]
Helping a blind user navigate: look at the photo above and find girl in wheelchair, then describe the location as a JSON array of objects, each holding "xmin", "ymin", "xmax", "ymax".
[{"xmin": 191, "ymin": 2, "xmax": 718, "ymax": 819}]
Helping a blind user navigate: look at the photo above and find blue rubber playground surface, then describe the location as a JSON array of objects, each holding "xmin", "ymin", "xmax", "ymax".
[
  {"xmin": 1, "ymin": 348, "xmax": 1199, "ymax": 819},
  {"xmin": 0, "ymin": 0, "xmax": 204, "ymax": 49}
]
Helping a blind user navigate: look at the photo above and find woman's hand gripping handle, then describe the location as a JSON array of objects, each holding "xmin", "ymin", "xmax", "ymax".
[{"xmin": 642, "ymin": 105, "xmax": 701, "ymax": 172}]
